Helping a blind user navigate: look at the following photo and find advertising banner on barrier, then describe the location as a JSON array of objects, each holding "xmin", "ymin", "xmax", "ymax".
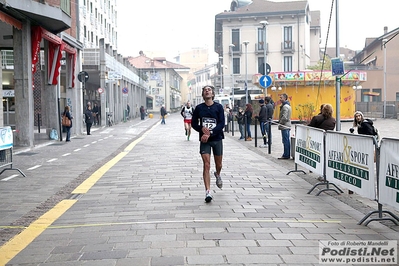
[
  {"xmin": 378, "ymin": 138, "xmax": 399, "ymax": 211},
  {"xmin": 294, "ymin": 125, "xmax": 325, "ymax": 175},
  {"xmin": 325, "ymin": 132, "xmax": 376, "ymax": 200},
  {"xmin": 0, "ymin": 126, "xmax": 13, "ymax": 150}
]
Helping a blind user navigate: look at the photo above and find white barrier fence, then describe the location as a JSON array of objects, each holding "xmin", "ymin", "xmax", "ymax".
[{"xmin": 290, "ymin": 125, "xmax": 399, "ymax": 226}]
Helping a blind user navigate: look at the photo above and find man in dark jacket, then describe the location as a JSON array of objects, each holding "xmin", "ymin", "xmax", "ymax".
[
  {"xmin": 256, "ymin": 99, "xmax": 268, "ymax": 147},
  {"xmin": 160, "ymin": 105, "xmax": 167, "ymax": 124},
  {"xmin": 264, "ymin": 97, "xmax": 274, "ymax": 144},
  {"xmin": 84, "ymin": 105, "xmax": 93, "ymax": 135}
]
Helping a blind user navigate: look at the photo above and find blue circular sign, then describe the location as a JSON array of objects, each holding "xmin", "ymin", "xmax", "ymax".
[{"xmin": 259, "ymin": 75, "xmax": 272, "ymax": 88}]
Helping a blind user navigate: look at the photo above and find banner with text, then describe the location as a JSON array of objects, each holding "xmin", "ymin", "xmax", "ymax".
[
  {"xmin": 378, "ymin": 138, "xmax": 399, "ymax": 211},
  {"xmin": 325, "ymin": 132, "xmax": 376, "ymax": 200},
  {"xmin": 294, "ymin": 125, "xmax": 325, "ymax": 175}
]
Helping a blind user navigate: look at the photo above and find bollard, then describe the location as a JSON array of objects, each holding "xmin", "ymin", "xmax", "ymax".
[
  {"xmin": 267, "ymin": 119, "xmax": 272, "ymax": 154},
  {"xmin": 254, "ymin": 119, "xmax": 258, "ymax": 147}
]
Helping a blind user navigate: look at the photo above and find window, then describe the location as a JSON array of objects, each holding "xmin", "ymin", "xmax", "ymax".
[
  {"xmin": 257, "ymin": 27, "xmax": 265, "ymax": 50},
  {"xmin": 232, "ymin": 29, "xmax": 240, "ymax": 52},
  {"xmin": 60, "ymin": 0, "xmax": 70, "ymax": 15},
  {"xmin": 233, "ymin": 58, "xmax": 240, "ymax": 74},
  {"xmin": 372, "ymin": 88, "xmax": 381, "ymax": 102},
  {"xmin": 284, "ymin": 56, "xmax": 292, "ymax": 72},
  {"xmin": 283, "ymin": 26, "xmax": 293, "ymax": 49},
  {"xmin": 396, "ymin": 92, "xmax": 399, "ymax": 101}
]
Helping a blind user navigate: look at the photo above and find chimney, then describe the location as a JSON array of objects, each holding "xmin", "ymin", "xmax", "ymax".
[{"xmin": 384, "ymin": 26, "xmax": 388, "ymax": 34}]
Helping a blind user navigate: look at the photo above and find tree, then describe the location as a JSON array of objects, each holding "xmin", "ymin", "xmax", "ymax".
[{"xmin": 307, "ymin": 56, "xmax": 331, "ymax": 71}]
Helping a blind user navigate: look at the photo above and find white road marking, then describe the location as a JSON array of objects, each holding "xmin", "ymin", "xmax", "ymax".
[
  {"xmin": 47, "ymin": 158, "xmax": 58, "ymax": 162},
  {"xmin": 27, "ymin": 165, "xmax": 41, "ymax": 170},
  {"xmin": 1, "ymin": 174, "xmax": 18, "ymax": 181}
]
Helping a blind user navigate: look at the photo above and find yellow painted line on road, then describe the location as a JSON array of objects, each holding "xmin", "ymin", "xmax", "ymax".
[
  {"xmin": 0, "ymin": 199, "xmax": 76, "ymax": 265},
  {"xmin": 72, "ymin": 135, "xmax": 145, "ymax": 194},
  {"xmin": 0, "ymin": 125, "xmax": 158, "ymax": 264}
]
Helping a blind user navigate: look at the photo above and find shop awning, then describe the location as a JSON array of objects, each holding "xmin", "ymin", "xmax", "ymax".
[
  {"xmin": 0, "ymin": 10, "xmax": 22, "ymax": 30},
  {"xmin": 32, "ymin": 26, "xmax": 76, "ymax": 87}
]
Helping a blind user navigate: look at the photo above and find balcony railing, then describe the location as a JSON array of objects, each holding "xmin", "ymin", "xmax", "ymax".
[
  {"xmin": 255, "ymin": 43, "xmax": 269, "ymax": 55},
  {"xmin": 281, "ymin": 41, "xmax": 295, "ymax": 54}
]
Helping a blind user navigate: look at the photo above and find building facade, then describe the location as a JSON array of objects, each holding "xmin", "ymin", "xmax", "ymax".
[{"xmin": 214, "ymin": 0, "xmax": 321, "ymax": 95}]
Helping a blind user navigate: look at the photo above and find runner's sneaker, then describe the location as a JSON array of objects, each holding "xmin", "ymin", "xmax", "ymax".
[
  {"xmin": 205, "ymin": 190, "xmax": 213, "ymax": 203},
  {"xmin": 214, "ymin": 172, "xmax": 223, "ymax": 189},
  {"xmin": 259, "ymin": 144, "xmax": 267, "ymax": 148}
]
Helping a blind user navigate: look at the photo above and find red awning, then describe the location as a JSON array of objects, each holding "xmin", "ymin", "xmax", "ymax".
[
  {"xmin": 31, "ymin": 26, "xmax": 77, "ymax": 87},
  {"xmin": 0, "ymin": 10, "xmax": 22, "ymax": 30}
]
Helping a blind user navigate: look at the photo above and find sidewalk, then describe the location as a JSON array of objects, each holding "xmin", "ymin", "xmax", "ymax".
[{"xmin": 1, "ymin": 113, "xmax": 398, "ymax": 265}]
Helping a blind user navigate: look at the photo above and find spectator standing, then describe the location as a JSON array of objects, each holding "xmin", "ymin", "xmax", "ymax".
[
  {"xmin": 244, "ymin": 103, "xmax": 253, "ymax": 141},
  {"xmin": 308, "ymin": 103, "xmax": 336, "ymax": 131},
  {"xmin": 92, "ymin": 103, "xmax": 99, "ymax": 125},
  {"xmin": 140, "ymin": 106, "xmax": 145, "ymax": 120},
  {"xmin": 264, "ymin": 97, "xmax": 274, "ymax": 144},
  {"xmin": 191, "ymin": 85, "xmax": 225, "ymax": 203},
  {"xmin": 235, "ymin": 107, "xmax": 245, "ymax": 140},
  {"xmin": 224, "ymin": 104, "xmax": 231, "ymax": 133},
  {"xmin": 277, "ymin": 93, "xmax": 292, "ymax": 159},
  {"xmin": 84, "ymin": 105, "xmax": 93, "ymax": 135},
  {"xmin": 256, "ymin": 99, "xmax": 268, "ymax": 148},
  {"xmin": 62, "ymin": 106, "xmax": 73, "ymax": 142}
]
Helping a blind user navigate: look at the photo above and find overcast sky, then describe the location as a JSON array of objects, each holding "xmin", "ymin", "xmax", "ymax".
[{"xmin": 117, "ymin": 0, "xmax": 398, "ymax": 61}]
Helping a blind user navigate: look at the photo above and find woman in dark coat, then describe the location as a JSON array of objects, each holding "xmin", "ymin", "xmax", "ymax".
[
  {"xmin": 308, "ymin": 103, "xmax": 336, "ymax": 131},
  {"xmin": 63, "ymin": 106, "xmax": 73, "ymax": 142}
]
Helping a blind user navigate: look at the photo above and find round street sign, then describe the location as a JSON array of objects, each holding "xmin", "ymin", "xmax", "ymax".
[
  {"xmin": 98, "ymin": 88, "xmax": 104, "ymax": 94},
  {"xmin": 78, "ymin": 71, "xmax": 89, "ymax": 82},
  {"xmin": 122, "ymin": 87, "xmax": 128, "ymax": 94},
  {"xmin": 259, "ymin": 75, "xmax": 272, "ymax": 88}
]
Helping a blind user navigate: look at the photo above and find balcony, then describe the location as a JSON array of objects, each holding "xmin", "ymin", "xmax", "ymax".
[
  {"xmin": 281, "ymin": 41, "xmax": 295, "ymax": 54},
  {"xmin": 255, "ymin": 42, "xmax": 269, "ymax": 55}
]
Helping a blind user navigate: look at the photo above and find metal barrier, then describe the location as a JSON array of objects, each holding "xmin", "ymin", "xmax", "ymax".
[{"xmin": 0, "ymin": 127, "xmax": 26, "ymax": 177}]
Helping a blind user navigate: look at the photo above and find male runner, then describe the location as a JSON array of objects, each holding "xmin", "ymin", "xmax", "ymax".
[
  {"xmin": 191, "ymin": 85, "xmax": 225, "ymax": 203},
  {"xmin": 180, "ymin": 101, "xmax": 194, "ymax": 140}
]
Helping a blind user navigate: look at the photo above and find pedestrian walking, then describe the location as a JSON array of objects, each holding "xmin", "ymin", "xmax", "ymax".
[
  {"xmin": 244, "ymin": 103, "xmax": 253, "ymax": 141},
  {"xmin": 191, "ymin": 85, "xmax": 225, "ymax": 203},
  {"xmin": 160, "ymin": 105, "xmax": 167, "ymax": 124},
  {"xmin": 277, "ymin": 93, "xmax": 292, "ymax": 159},
  {"xmin": 180, "ymin": 101, "xmax": 194, "ymax": 140},
  {"xmin": 140, "ymin": 106, "xmax": 145, "ymax": 120},
  {"xmin": 62, "ymin": 106, "xmax": 73, "ymax": 142},
  {"xmin": 235, "ymin": 107, "xmax": 245, "ymax": 140},
  {"xmin": 84, "ymin": 105, "xmax": 93, "ymax": 135}
]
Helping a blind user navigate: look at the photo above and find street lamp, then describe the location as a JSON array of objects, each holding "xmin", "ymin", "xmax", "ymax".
[
  {"xmin": 260, "ymin": 21, "xmax": 268, "ymax": 80},
  {"xmin": 352, "ymin": 84, "xmax": 362, "ymax": 110},
  {"xmin": 229, "ymin": 44, "xmax": 235, "ymax": 110},
  {"xmin": 219, "ymin": 56, "xmax": 224, "ymax": 94},
  {"xmin": 383, "ymin": 38, "xmax": 387, "ymax": 118},
  {"xmin": 243, "ymin": 40, "xmax": 249, "ymax": 104}
]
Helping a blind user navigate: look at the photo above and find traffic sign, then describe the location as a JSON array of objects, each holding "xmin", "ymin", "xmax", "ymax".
[
  {"xmin": 259, "ymin": 75, "xmax": 272, "ymax": 88},
  {"xmin": 260, "ymin": 63, "xmax": 271, "ymax": 75},
  {"xmin": 331, "ymin": 58, "xmax": 344, "ymax": 76},
  {"xmin": 78, "ymin": 71, "xmax": 89, "ymax": 82},
  {"xmin": 122, "ymin": 87, "xmax": 128, "ymax": 94},
  {"xmin": 98, "ymin": 88, "xmax": 104, "ymax": 94}
]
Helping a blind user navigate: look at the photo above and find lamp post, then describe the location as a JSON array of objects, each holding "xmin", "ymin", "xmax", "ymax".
[
  {"xmin": 219, "ymin": 56, "xmax": 224, "ymax": 94},
  {"xmin": 352, "ymin": 84, "xmax": 362, "ymax": 111},
  {"xmin": 260, "ymin": 20, "xmax": 268, "ymax": 95},
  {"xmin": 229, "ymin": 44, "xmax": 235, "ymax": 109},
  {"xmin": 243, "ymin": 40, "xmax": 249, "ymax": 104},
  {"xmin": 383, "ymin": 38, "xmax": 387, "ymax": 118}
]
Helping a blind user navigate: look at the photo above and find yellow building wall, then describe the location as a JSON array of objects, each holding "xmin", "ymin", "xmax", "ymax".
[
  {"xmin": 268, "ymin": 85, "xmax": 355, "ymax": 121},
  {"xmin": 254, "ymin": 70, "xmax": 366, "ymax": 122}
]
